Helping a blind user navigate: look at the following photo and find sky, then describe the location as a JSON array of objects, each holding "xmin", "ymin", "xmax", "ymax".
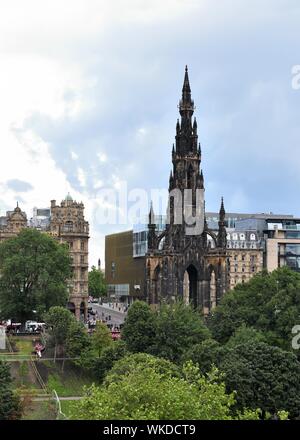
[{"xmin": 0, "ymin": 0, "xmax": 300, "ymax": 267}]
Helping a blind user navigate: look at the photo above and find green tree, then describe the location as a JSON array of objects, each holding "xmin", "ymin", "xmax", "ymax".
[
  {"xmin": 0, "ymin": 361, "xmax": 21, "ymax": 420},
  {"xmin": 105, "ymin": 353, "xmax": 181, "ymax": 385},
  {"xmin": 45, "ymin": 306, "xmax": 75, "ymax": 362},
  {"xmin": 220, "ymin": 340, "xmax": 300, "ymax": 418},
  {"xmin": 153, "ymin": 302, "xmax": 211, "ymax": 363},
  {"xmin": 66, "ymin": 319, "xmax": 92, "ymax": 368},
  {"xmin": 122, "ymin": 301, "xmax": 157, "ymax": 353},
  {"xmin": 88, "ymin": 266, "xmax": 107, "ymax": 298},
  {"xmin": 70, "ymin": 358, "xmax": 259, "ymax": 420},
  {"xmin": 91, "ymin": 321, "xmax": 113, "ymax": 357},
  {"xmin": 0, "ymin": 229, "xmax": 71, "ymax": 325},
  {"xmin": 93, "ymin": 341, "xmax": 128, "ymax": 382},
  {"xmin": 182, "ymin": 339, "xmax": 225, "ymax": 375},
  {"xmin": 208, "ymin": 267, "xmax": 300, "ymax": 350},
  {"xmin": 226, "ymin": 324, "xmax": 267, "ymax": 349}
]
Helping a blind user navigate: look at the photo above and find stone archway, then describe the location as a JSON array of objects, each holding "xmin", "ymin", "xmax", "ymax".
[
  {"xmin": 80, "ymin": 301, "xmax": 86, "ymax": 322},
  {"xmin": 210, "ymin": 270, "xmax": 217, "ymax": 309},
  {"xmin": 67, "ymin": 302, "xmax": 75, "ymax": 315},
  {"xmin": 183, "ymin": 264, "xmax": 198, "ymax": 307},
  {"xmin": 153, "ymin": 265, "xmax": 161, "ymax": 304}
]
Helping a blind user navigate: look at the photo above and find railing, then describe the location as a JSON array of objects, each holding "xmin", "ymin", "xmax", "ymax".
[{"xmin": 52, "ymin": 389, "xmax": 67, "ymax": 420}]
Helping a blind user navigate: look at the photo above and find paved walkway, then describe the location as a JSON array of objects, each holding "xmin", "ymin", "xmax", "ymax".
[{"xmin": 30, "ymin": 396, "xmax": 83, "ymax": 401}]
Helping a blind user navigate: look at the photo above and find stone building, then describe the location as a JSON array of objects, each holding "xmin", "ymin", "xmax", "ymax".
[
  {"xmin": 0, "ymin": 195, "xmax": 89, "ymax": 320},
  {"xmin": 0, "ymin": 204, "xmax": 28, "ymax": 242},
  {"xmin": 226, "ymin": 230, "xmax": 264, "ymax": 288},
  {"xmin": 49, "ymin": 195, "xmax": 89, "ymax": 320},
  {"xmin": 145, "ymin": 67, "xmax": 228, "ymax": 314}
]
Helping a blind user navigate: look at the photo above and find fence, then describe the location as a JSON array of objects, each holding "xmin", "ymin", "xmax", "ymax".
[{"xmin": 52, "ymin": 389, "xmax": 67, "ymax": 420}]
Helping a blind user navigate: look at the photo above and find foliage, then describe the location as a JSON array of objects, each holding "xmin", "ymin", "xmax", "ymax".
[
  {"xmin": 70, "ymin": 358, "xmax": 259, "ymax": 420},
  {"xmin": 0, "ymin": 361, "xmax": 21, "ymax": 420},
  {"xmin": 91, "ymin": 321, "xmax": 113, "ymax": 357},
  {"xmin": 122, "ymin": 301, "xmax": 157, "ymax": 353},
  {"xmin": 226, "ymin": 324, "xmax": 267, "ymax": 349},
  {"xmin": 220, "ymin": 340, "xmax": 300, "ymax": 418},
  {"xmin": 45, "ymin": 306, "xmax": 75, "ymax": 360},
  {"xmin": 0, "ymin": 228, "xmax": 71, "ymax": 324},
  {"xmin": 208, "ymin": 267, "xmax": 300, "ymax": 350},
  {"xmin": 104, "ymin": 353, "xmax": 181, "ymax": 385},
  {"xmin": 122, "ymin": 301, "xmax": 210, "ymax": 362},
  {"xmin": 66, "ymin": 319, "xmax": 92, "ymax": 368},
  {"xmin": 92, "ymin": 341, "xmax": 128, "ymax": 382},
  {"xmin": 182, "ymin": 339, "xmax": 225, "ymax": 375},
  {"xmin": 88, "ymin": 266, "xmax": 107, "ymax": 298},
  {"xmin": 152, "ymin": 302, "xmax": 211, "ymax": 362}
]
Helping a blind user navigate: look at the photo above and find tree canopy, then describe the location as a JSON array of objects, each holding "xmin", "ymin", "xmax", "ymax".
[
  {"xmin": 70, "ymin": 355, "xmax": 259, "ymax": 420},
  {"xmin": 0, "ymin": 229, "xmax": 72, "ymax": 324},
  {"xmin": 122, "ymin": 301, "xmax": 210, "ymax": 362},
  {"xmin": 208, "ymin": 267, "xmax": 300, "ymax": 350},
  {"xmin": 220, "ymin": 340, "xmax": 300, "ymax": 418},
  {"xmin": 88, "ymin": 266, "xmax": 107, "ymax": 298},
  {"xmin": 0, "ymin": 361, "xmax": 21, "ymax": 420}
]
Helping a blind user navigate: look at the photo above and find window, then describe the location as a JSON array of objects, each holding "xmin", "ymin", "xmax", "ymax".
[
  {"xmin": 64, "ymin": 221, "xmax": 73, "ymax": 232},
  {"xmin": 81, "ymin": 241, "xmax": 85, "ymax": 251},
  {"xmin": 240, "ymin": 233, "xmax": 245, "ymax": 240},
  {"xmin": 250, "ymin": 233, "xmax": 256, "ymax": 241},
  {"xmin": 80, "ymin": 255, "xmax": 85, "ymax": 264},
  {"xmin": 232, "ymin": 233, "xmax": 238, "ymax": 240}
]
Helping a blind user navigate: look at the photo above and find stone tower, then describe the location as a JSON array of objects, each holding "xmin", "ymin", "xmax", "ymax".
[{"xmin": 146, "ymin": 67, "xmax": 227, "ymax": 314}]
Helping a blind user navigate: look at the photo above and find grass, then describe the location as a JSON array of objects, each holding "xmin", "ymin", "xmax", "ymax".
[
  {"xmin": 14, "ymin": 338, "xmax": 34, "ymax": 355},
  {"xmin": 22, "ymin": 400, "xmax": 57, "ymax": 420},
  {"xmin": 46, "ymin": 367, "xmax": 94, "ymax": 397},
  {"xmin": 60, "ymin": 400, "xmax": 79, "ymax": 418}
]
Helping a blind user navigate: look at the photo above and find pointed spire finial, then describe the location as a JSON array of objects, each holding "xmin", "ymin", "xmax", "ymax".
[
  {"xmin": 149, "ymin": 201, "xmax": 155, "ymax": 225},
  {"xmin": 219, "ymin": 197, "xmax": 225, "ymax": 220}
]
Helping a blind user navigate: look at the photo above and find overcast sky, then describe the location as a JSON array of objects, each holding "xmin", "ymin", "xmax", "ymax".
[{"xmin": 0, "ymin": 0, "xmax": 300, "ymax": 266}]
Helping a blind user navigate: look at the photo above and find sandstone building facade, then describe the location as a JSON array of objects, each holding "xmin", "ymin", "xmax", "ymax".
[{"xmin": 0, "ymin": 195, "xmax": 89, "ymax": 320}]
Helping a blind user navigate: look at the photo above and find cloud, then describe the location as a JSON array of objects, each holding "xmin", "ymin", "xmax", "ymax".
[
  {"xmin": 6, "ymin": 179, "xmax": 33, "ymax": 193},
  {"xmin": 1, "ymin": 0, "xmax": 300, "ymax": 266}
]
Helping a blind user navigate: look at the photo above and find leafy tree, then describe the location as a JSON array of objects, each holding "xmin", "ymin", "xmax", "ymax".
[
  {"xmin": 208, "ymin": 267, "xmax": 300, "ymax": 350},
  {"xmin": 182, "ymin": 339, "xmax": 225, "ymax": 375},
  {"xmin": 226, "ymin": 325, "xmax": 267, "ymax": 349},
  {"xmin": 220, "ymin": 340, "xmax": 300, "ymax": 418},
  {"xmin": 153, "ymin": 302, "xmax": 211, "ymax": 363},
  {"xmin": 0, "ymin": 361, "xmax": 21, "ymax": 420},
  {"xmin": 66, "ymin": 319, "xmax": 92, "ymax": 368},
  {"xmin": 88, "ymin": 266, "xmax": 107, "ymax": 298},
  {"xmin": 45, "ymin": 306, "xmax": 75, "ymax": 362},
  {"xmin": 93, "ymin": 341, "xmax": 128, "ymax": 382},
  {"xmin": 70, "ymin": 358, "xmax": 259, "ymax": 420},
  {"xmin": 105, "ymin": 353, "xmax": 181, "ymax": 385},
  {"xmin": 91, "ymin": 321, "xmax": 113, "ymax": 357},
  {"xmin": 122, "ymin": 301, "xmax": 157, "ymax": 353},
  {"xmin": 0, "ymin": 229, "xmax": 71, "ymax": 325}
]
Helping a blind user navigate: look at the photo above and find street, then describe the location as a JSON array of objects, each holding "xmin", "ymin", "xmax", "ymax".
[{"xmin": 90, "ymin": 303, "xmax": 127, "ymax": 327}]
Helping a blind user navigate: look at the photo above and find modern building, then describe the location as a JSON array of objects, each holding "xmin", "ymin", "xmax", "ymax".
[{"xmin": 105, "ymin": 230, "xmax": 145, "ymax": 305}]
